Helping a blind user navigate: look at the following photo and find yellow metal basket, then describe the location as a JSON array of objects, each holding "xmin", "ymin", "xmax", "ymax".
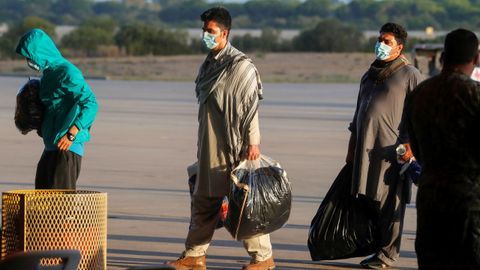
[{"xmin": 1, "ymin": 190, "xmax": 107, "ymax": 270}]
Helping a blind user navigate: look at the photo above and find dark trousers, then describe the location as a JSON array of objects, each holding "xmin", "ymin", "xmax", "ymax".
[
  {"xmin": 35, "ymin": 150, "xmax": 82, "ymax": 189},
  {"xmin": 416, "ymin": 209, "xmax": 480, "ymax": 270},
  {"xmin": 416, "ymin": 177, "xmax": 480, "ymax": 270}
]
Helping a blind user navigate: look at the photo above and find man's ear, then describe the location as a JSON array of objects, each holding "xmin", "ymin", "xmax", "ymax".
[
  {"xmin": 397, "ymin": 43, "xmax": 404, "ymax": 53},
  {"xmin": 474, "ymin": 52, "xmax": 479, "ymax": 67}
]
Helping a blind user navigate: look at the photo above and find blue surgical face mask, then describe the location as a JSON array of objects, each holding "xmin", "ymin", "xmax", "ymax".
[
  {"xmin": 27, "ymin": 59, "xmax": 40, "ymax": 72},
  {"xmin": 202, "ymin": 32, "xmax": 218, "ymax": 50},
  {"xmin": 375, "ymin": 41, "xmax": 392, "ymax": 61}
]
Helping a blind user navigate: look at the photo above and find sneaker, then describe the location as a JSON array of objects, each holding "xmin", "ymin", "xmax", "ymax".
[
  {"xmin": 242, "ymin": 256, "xmax": 275, "ymax": 270},
  {"xmin": 166, "ymin": 255, "xmax": 206, "ymax": 270}
]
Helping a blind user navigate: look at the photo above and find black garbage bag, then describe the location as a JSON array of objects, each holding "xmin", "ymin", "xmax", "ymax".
[
  {"xmin": 308, "ymin": 163, "xmax": 377, "ymax": 261},
  {"xmin": 224, "ymin": 155, "xmax": 291, "ymax": 240},
  {"xmin": 14, "ymin": 79, "xmax": 44, "ymax": 135}
]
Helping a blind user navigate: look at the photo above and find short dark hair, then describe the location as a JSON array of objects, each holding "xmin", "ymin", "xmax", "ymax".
[
  {"xmin": 443, "ymin": 28, "xmax": 479, "ymax": 66},
  {"xmin": 380, "ymin": 22, "xmax": 408, "ymax": 46},
  {"xmin": 200, "ymin": 7, "xmax": 231, "ymax": 31}
]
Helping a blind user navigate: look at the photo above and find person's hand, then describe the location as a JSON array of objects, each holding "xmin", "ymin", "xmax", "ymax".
[
  {"xmin": 398, "ymin": 143, "xmax": 414, "ymax": 162},
  {"xmin": 247, "ymin": 144, "xmax": 261, "ymax": 160},
  {"xmin": 57, "ymin": 125, "xmax": 79, "ymax": 151},
  {"xmin": 57, "ymin": 135, "xmax": 73, "ymax": 151}
]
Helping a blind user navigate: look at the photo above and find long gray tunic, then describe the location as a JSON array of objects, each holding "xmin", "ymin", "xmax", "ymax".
[
  {"xmin": 195, "ymin": 43, "xmax": 262, "ymax": 197},
  {"xmin": 349, "ymin": 57, "xmax": 423, "ymax": 263},
  {"xmin": 350, "ymin": 57, "xmax": 423, "ymax": 203}
]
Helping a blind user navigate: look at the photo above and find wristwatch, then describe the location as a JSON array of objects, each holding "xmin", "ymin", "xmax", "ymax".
[{"xmin": 66, "ymin": 132, "xmax": 76, "ymax": 142}]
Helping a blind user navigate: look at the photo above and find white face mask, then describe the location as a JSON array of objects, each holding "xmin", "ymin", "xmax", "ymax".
[
  {"xmin": 202, "ymin": 31, "xmax": 219, "ymax": 50},
  {"xmin": 374, "ymin": 41, "xmax": 393, "ymax": 61},
  {"xmin": 27, "ymin": 59, "xmax": 40, "ymax": 71}
]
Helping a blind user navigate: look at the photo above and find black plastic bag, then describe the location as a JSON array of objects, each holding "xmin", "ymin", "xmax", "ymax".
[
  {"xmin": 308, "ymin": 163, "xmax": 377, "ymax": 260},
  {"xmin": 14, "ymin": 79, "xmax": 44, "ymax": 135},
  {"xmin": 224, "ymin": 155, "xmax": 291, "ymax": 240}
]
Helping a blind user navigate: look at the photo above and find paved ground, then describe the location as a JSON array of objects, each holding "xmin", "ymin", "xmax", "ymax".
[{"xmin": 0, "ymin": 76, "xmax": 418, "ymax": 269}]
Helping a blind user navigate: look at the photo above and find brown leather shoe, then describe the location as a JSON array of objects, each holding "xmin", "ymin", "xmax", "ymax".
[
  {"xmin": 242, "ymin": 257, "xmax": 275, "ymax": 270},
  {"xmin": 166, "ymin": 255, "xmax": 206, "ymax": 270}
]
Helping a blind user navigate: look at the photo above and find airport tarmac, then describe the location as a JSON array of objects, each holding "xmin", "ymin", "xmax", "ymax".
[{"xmin": 0, "ymin": 76, "xmax": 418, "ymax": 269}]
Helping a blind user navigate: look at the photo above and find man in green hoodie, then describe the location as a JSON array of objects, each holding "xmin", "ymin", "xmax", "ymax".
[{"xmin": 16, "ymin": 28, "xmax": 98, "ymax": 189}]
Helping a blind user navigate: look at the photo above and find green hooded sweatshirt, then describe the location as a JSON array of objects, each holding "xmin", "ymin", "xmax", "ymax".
[{"xmin": 16, "ymin": 29, "xmax": 98, "ymax": 156}]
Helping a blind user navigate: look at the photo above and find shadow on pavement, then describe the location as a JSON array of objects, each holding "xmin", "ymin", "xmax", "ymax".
[
  {"xmin": 108, "ymin": 234, "xmax": 310, "ymax": 252},
  {"xmin": 109, "ymin": 248, "xmax": 418, "ymax": 270},
  {"xmin": 108, "ymin": 213, "xmax": 311, "ymax": 231}
]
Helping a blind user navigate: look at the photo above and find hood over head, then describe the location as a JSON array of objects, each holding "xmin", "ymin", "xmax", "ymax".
[{"xmin": 15, "ymin": 28, "xmax": 63, "ymax": 71}]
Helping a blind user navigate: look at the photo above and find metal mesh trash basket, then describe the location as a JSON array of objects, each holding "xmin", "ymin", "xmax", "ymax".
[{"xmin": 1, "ymin": 190, "xmax": 107, "ymax": 270}]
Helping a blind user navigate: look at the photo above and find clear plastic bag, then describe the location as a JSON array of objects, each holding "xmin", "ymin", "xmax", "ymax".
[
  {"xmin": 14, "ymin": 79, "xmax": 44, "ymax": 135},
  {"xmin": 224, "ymin": 155, "xmax": 292, "ymax": 240}
]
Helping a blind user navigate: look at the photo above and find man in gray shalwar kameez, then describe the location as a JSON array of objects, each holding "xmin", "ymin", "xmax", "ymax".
[
  {"xmin": 168, "ymin": 7, "xmax": 275, "ymax": 270},
  {"xmin": 346, "ymin": 23, "xmax": 423, "ymax": 269}
]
